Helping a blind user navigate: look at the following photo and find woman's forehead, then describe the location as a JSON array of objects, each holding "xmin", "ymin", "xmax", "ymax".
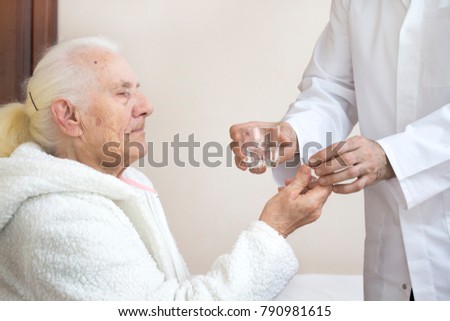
[{"xmin": 86, "ymin": 51, "xmax": 137, "ymax": 88}]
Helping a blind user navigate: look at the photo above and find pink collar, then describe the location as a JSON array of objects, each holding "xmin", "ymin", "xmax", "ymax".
[{"xmin": 119, "ymin": 176, "xmax": 158, "ymax": 194}]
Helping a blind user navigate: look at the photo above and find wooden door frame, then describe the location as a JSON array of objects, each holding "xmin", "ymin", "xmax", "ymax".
[
  {"xmin": 0, "ymin": 0, "xmax": 57, "ymax": 103},
  {"xmin": 32, "ymin": 0, "xmax": 58, "ymax": 68}
]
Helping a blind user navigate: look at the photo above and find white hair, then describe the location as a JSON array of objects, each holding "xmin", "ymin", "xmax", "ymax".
[{"xmin": 0, "ymin": 36, "xmax": 119, "ymax": 157}]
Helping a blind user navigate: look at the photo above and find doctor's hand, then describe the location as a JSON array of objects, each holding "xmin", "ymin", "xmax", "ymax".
[
  {"xmin": 229, "ymin": 121, "xmax": 298, "ymax": 174},
  {"xmin": 259, "ymin": 165, "xmax": 332, "ymax": 238},
  {"xmin": 308, "ymin": 135, "xmax": 395, "ymax": 194}
]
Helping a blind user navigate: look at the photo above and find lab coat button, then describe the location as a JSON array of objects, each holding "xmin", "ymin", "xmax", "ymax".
[{"xmin": 402, "ymin": 284, "xmax": 408, "ymax": 290}]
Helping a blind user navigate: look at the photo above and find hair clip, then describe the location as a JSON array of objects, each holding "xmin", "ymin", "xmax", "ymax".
[{"xmin": 28, "ymin": 92, "xmax": 38, "ymax": 111}]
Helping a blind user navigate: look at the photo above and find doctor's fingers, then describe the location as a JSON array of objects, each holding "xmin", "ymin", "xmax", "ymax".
[
  {"xmin": 249, "ymin": 165, "xmax": 267, "ymax": 175},
  {"xmin": 312, "ymin": 150, "xmax": 362, "ymax": 176},
  {"xmin": 233, "ymin": 154, "xmax": 268, "ymax": 174},
  {"xmin": 229, "ymin": 122, "xmax": 251, "ymax": 141},
  {"xmin": 230, "ymin": 141, "xmax": 247, "ymax": 171},
  {"xmin": 230, "ymin": 142, "xmax": 252, "ymax": 172},
  {"xmin": 230, "ymin": 141, "xmax": 266, "ymax": 173},
  {"xmin": 317, "ymin": 164, "xmax": 367, "ymax": 186},
  {"xmin": 229, "ymin": 125, "xmax": 251, "ymax": 162},
  {"xmin": 308, "ymin": 136, "xmax": 365, "ymax": 168},
  {"xmin": 229, "ymin": 121, "xmax": 274, "ymax": 145},
  {"xmin": 230, "ymin": 140, "xmax": 245, "ymax": 158},
  {"xmin": 234, "ymin": 155, "xmax": 248, "ymax": 171},
  {"xmin": 332, "ymin": 175, "xmax": 371, "ymax": 194}
]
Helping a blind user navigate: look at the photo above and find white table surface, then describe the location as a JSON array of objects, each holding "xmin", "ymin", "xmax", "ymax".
[{"xmin": 275, "ymin": 274, "xmax": 364, "ymax": 301}]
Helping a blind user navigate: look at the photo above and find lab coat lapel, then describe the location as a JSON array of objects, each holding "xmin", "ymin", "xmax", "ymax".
[
  {"xmin": 402, "ymin": 0, "xmax": 411, "ymax": 9},
  {"xmin": 396, "ymin": 0, "xmax": 425, "ymax": 132}
]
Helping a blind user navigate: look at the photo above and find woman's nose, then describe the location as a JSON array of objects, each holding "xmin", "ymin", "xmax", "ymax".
[{"xmin": 133, "ymin": 92, "xmax": 153, "ymax": 118}]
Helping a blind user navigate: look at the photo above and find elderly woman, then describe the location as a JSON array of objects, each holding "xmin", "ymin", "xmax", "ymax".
[{"xmin": 0, "ymin": 37, "xmax": 331, "ymax": 300}]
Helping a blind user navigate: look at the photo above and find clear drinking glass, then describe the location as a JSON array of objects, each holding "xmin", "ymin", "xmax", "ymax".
[{"xmin": 241, "ymin": 124, "xmax": 280, "ymax": 169}]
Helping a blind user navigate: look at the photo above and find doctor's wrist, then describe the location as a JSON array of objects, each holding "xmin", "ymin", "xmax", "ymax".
[{"xmin": 383, "ymin": 156, "xmax": 395, "ymax": 181}]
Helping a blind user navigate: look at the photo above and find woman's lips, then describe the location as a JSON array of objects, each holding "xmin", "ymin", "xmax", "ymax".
[
  {"xmin": 131, "ymin": 124, "xmax": 145, "ymax": 133},
  {"xmin": 131, "ymin": 128, "xmax": 145, "ymax": 135}
]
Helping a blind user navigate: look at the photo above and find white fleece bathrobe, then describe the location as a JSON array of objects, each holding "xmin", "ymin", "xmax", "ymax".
[{"xmin": 0, "ymin": 143, "xmax": 298, "ymax": 300}]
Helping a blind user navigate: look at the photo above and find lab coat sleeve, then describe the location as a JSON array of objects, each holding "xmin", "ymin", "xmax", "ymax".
[
  {"xmin": 377, "ymin": 103, "xmax": 450, "ymax": 209},
  {"xmin": 273, "ymin": 0, "xmax": 358, "ymax": 186}
]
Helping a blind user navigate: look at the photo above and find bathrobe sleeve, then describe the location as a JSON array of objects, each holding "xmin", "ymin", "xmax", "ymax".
[{"xmin": 9, "ymin": 192, "xmax": 298, "ymax": 300}]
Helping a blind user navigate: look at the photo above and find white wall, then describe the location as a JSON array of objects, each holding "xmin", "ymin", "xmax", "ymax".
[{"xmin": 58, "ymin": 0, "xmax": 364, "ymax": 275}]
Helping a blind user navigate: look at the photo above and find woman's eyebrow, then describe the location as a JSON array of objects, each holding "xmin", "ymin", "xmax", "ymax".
[{"xmin": 112, "ymin": 81, "xmax": 140, "ymax": 90}]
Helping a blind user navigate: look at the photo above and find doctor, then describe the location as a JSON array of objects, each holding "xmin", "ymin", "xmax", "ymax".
[{"xmin": 230, "ymin": 0, "xmax": 450, "ymax": 300}]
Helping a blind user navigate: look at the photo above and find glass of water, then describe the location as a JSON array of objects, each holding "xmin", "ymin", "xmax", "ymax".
[{"xmin": 241, "ymin": 124, "xmax": 280, "ymax": 169}]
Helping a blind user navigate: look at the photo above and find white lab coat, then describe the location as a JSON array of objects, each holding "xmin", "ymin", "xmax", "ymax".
[{"xmin": 274, "ymin": 0, "xmax": 450, "ymax": 300}]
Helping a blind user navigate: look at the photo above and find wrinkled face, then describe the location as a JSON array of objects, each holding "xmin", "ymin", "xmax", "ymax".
[{"xmin": 77, "ymin": 49, "xmax": 153, "ymax": 171}]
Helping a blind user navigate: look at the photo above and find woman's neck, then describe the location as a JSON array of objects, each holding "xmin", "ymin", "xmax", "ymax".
[{"xmin": 54, "ymin": 139, "xmax": 125, "ymax": 177}]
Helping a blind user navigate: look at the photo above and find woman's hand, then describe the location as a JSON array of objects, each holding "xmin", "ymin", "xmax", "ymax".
[{"xmin": 259, "ymin": 165, "xmax": 332, "ymax": 238}]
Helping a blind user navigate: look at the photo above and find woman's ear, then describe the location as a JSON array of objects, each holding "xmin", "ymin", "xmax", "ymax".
[{"xmin": 51, "ymin": 99, "xmax": 83, "ymax": 137}]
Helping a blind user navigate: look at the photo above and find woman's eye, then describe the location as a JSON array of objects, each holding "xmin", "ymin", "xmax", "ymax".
[{"xmin": 119, "ymin": 91, "xmax": 130, "ymax": 97}]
